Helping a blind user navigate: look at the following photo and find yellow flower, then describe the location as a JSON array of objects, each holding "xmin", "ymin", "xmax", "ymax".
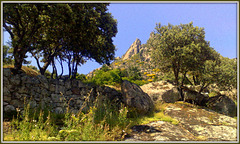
[{"xmin": 147, "ymin": 79, "xmax": 153, "ymax": 82}]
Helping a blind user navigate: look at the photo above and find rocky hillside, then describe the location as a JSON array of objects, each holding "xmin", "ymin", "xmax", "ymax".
[
  {"xmin": 111, "ymin": 37, "xmax": 153, "ymax": 71},
  {"xmin": 87, "ymin": 34, "xmax": 157, "ymax": 81}
]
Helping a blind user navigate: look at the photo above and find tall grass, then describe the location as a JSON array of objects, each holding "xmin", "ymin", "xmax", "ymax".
[{"xmin": 4, "ymin": 93, "xmax": 132, "ymax": 141}]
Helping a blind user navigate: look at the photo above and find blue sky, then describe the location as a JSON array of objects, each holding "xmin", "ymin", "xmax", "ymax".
[{"xmin": 3, "ymin": 2, "xmax": 238, "ymax": 75}]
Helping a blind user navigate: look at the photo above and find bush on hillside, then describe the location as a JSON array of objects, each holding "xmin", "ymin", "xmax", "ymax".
[{"xmin": 91, "ymin": 69, "xmax": 122, "ymax": 86}]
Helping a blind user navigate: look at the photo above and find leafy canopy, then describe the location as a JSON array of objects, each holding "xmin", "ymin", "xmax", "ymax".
[{"xmin": 3, "ymin": 3, "xmax": 117, "ymax": 78}]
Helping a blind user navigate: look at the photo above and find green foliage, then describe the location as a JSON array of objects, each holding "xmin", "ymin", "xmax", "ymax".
[
  {"xmin": 76, "ymin": 73, "xmax": 87, "ymax": 81},
  {"xmin": 3, "ymin": 45, "xmax": 14, "ymax": 65},
  {"xmin": 91, "ymin": 69, "xmax": 122, "ymax": 86},
  {"xmin": 216, "ymin": 57, "xmax": 237, "ymax": 90},
  {"xmin": 44, "ymin": 70, "xmax": 52, "ymax": 79},
  {"xmin": 101, "ymin": 64, "xmax": 111, "ymax": 72},
  {"xmin": 126, "ymin": 66, "xmax": 142, "ymax": 81},
  {"xmin": 122, "ymin": 77, "xmax": 148, "ymax": 86}
]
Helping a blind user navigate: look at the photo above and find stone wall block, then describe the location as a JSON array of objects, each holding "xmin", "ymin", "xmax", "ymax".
[
  {"xmin": 55, "ymin": 85, "xmax": 66, "ymax": 94},
  {"xmin": 18, "ymin": 86, "xmax": 29, "ymax": 94},
  {"xmin": 4, "ymin": 105, "xmax": 15, "ymax": 113},
  {"xmin": 3, "ymin": 68, "xmax": 12, "ymax": 77},
  {"xmin": 10, "ymin": 100, "xmax": 24, "ymax": 108},
  {"xmin": 71, "ymin": 88, "xmax": 81, "ymax": 95},
  {"xmin": 55, "ymin": 107, "xmax": 64, "ymax": 114},
  {"xmin": 41, "ymin": 89, "xmax": 50, "ymax": 97},
  {"xmin": 4, "ymin": 102, "xmax": 9, "ymax": 106},
  {"xmin": 3, "ymin": 87, "xmax": 11, "ymax": 96},
  {"xmin": 3, "ymin": 95, "xmax": 11, "ymax": 102},
  {"xmin": 3, "ymin": 76, "xmax": 9, "ymax": 85},
  {"xmin": 10, "ymin": 75, "xmax": 21, "ymax": 85},
  {"xmin": 51, "ymin": 94, "xmax": 65, "ymax": 103},
  {"xmin": 37, "ymin": 75, "xmax": 49, "ymax": 89},
  {"xmin": 65, "ymin": 80, "xmax": 72, "ymax": 89},
  {"xmin": 65, "ymin": 90, "xmax": 72, "ymax": 96},
  {"xmin": 29, "ymin": 100, "xmax": 37, "ymax": 108},
  {"xmin": 49, "ymin": 84, "xmax": 56, "ymax": 92}
]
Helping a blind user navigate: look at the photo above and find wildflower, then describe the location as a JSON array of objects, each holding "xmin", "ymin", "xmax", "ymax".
[
  {"xmin": 16, "ymin": 108, "xmax": 20, "ymax": 112},
  {"xmin": 33, "ymin": 120, "xmax": 37, "ymax": 123}
]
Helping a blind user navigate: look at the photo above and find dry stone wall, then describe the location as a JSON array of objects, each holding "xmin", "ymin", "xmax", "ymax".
[{"xmin": 3, "ymin": 68, "xmax": 122, "ymax": 115}]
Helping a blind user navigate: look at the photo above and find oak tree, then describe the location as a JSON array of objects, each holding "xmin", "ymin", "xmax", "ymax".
[{"xmin": 148, "ymin": 22, "xmax": 217, "ymax": 99}]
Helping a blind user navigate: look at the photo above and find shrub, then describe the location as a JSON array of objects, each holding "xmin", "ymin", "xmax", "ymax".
[
  {"xmin": 76, "ymin": 73, "xmax": 87, "ymax": 81},
  {"xmin": 122, "ymin": 77, "xmax": 148, "ymax": 86},
  {"xmin": 126, "ymin": 66, "xmax": 142, "ymax": 80},
  {"xmin": 91, "ymin": 69, "xmax": 122, "ymax": 86}
]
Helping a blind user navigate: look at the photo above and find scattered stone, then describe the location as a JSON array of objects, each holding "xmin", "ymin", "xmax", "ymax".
[
  {"xmin": 206, "ymin": 95, "xmax": 237, "ymax": 117},
  {"xmin": 182, "ymin": 87, "xmax": 209, "ymax": 106},
  {"xmin": 162, "ymin": 87, "xmax": 181, "ymax": 103}
]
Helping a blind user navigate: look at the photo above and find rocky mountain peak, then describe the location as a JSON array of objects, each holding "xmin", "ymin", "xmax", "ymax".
[{"xmin": 122, "ymin": 38, "xmax": 142, "ymax": 60}]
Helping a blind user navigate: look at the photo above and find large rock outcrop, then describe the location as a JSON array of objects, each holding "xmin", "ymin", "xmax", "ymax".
[
  {"xmin": 121, "ymin": 80, "xmax": 154, "ymax": 115},
  {"xmin": 125, "ymin": 102, "xmax": 237, "ymax": 141},
  {"xmin": 141, "ymin": 81, "xmax": 175, "ymax": 102},
  {"xmin": 122, "ymin": 38, "xmax": 142, "ymax": 60}
]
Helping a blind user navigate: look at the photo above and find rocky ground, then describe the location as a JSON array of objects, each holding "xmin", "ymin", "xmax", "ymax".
[{"xmin": 125, "ymin": 102, "xmax": 238, "ymax": 141}]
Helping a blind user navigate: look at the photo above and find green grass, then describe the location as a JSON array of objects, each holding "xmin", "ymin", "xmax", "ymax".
[
  {"xmin": 138, "ymin": 111, "xmax": 179, "ymax": 125},
  {"xmin": 129, "ymin": 101, "xmax": 179, "ymax": 126}
]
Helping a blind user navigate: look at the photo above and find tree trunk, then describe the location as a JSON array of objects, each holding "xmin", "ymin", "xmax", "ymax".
[
  {"xmin": 34, "ymin": 55, "xmax": 52, "ymax": 75},
  {"xmin": 58, "ymin": 58, "xmax": 64, "ymax": 78},
  {"xmin": 13, "ymin": 45, "xmax": 26, "ymax": 73}
]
